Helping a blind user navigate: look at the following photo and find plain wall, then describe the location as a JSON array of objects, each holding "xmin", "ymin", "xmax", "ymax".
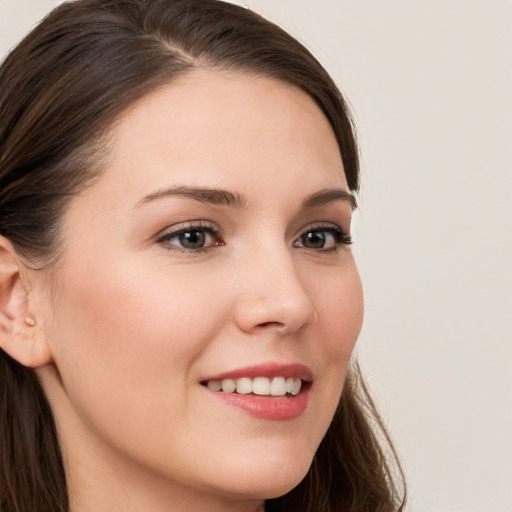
[{"xmin": 1, "ymin": 1, "xmax": 511, "ymax": 511}]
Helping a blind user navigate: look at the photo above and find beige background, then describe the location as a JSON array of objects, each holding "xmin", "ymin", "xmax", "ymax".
[{"xmin": 1, "ymin": 1, "xmax": 511, "ymax": 511}]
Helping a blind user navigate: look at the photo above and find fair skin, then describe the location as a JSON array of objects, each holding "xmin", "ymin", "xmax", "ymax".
[{"xmin": 0, "ymin": 70, "xmax": 363, "ymax": 511}]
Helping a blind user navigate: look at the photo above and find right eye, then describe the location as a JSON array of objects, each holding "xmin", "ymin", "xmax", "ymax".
[{"xmin": 158, "ymin": 223, "xmax": 223, "ymax": 252}]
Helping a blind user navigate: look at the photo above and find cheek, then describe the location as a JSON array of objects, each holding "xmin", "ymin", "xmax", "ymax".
[
  {"xmin": 299, "ymin": 259, "xmax": 363, "ymax": 440},
  {"xmin": 47, "ymin": 259, "xmax": 232, "ymax": 415},
  {"xmin": 43, "ymin": 258, "xmax": 240, "ymax": 480},
  {"xmin": 311, "ymin": 260, "xmax": 364, "ymax": 361},
  {"xmin": 61, "ymin": 258, "xmax": 226, "ymax": 342}
]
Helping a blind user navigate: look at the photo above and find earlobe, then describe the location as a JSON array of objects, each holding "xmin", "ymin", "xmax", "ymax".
[{"xmin": 0, "ymin": 236, "xmax": 53, "ymax": 368}]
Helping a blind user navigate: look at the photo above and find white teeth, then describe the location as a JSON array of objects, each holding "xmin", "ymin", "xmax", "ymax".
[
  {"xmin": 270, "ymin": 377, "xmax": 287, "ymax": 396},
  {"xmin": 220, "ymin": 378, "xmax": 236, "ymax": 393},
  {"xmin": 291, "ymin": 378, "xmax": 302, "ymax": 396},
  {"xmin": 252, "ymin": 377, "xmax": 270, "ymax": 395},
  {"xmin": 236, "ymin": 377, "xmax": 252, "ymax": 395},
  {"xmin": 206, "ymin": 376, "xmax": 303, "ymax": 396},
  {"xmin": 207, "ymin": 380, "xmax": 222, "ymax": 391}
]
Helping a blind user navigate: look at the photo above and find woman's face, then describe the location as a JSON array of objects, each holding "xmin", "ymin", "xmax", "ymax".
[{"xmin": 35, "ymin": 70, "xmax": 363, "ymax": 509}]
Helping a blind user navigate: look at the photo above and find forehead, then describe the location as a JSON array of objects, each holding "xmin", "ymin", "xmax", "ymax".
[{"xmin": 80, "ymin": 69, "xmax": 348, "ymax": 209}]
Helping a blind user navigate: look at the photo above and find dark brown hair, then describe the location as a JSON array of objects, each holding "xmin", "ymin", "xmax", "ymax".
[{"xmin": 0, "ymin": 1, "xmax": 405, "ymax": 510}]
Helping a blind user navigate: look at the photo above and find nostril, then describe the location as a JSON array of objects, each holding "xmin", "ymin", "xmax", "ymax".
[{"xmin": 257, "ymin": 321, "xmax": 284, "ymax": 329}]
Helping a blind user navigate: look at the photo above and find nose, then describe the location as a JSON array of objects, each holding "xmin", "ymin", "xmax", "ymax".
[{"xmin": 232, "ymin": 246, "xmax": 317, "ymax": 336}]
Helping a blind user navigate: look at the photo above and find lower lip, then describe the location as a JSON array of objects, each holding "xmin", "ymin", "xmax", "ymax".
[{"xmin": 206, "ymin": 388, "xmax": 310, "ymax": 421}]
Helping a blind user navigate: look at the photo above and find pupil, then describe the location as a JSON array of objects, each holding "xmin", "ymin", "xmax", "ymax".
[
  {"xmin": 304, "ymin": 231, "xmax": 325, "ymax": 248},
  {"xmin": 180, "ymin": 231, "xmax": 205, "ymax": 249}
]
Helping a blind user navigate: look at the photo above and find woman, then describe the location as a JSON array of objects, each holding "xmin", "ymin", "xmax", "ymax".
[{"xmin": 0, "ymin": 1, "xmax": 405, "ymax": 511}]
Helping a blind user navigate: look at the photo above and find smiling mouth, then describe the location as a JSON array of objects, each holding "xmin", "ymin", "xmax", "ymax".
[{"xmin": 201, "ymin": 376, "xmax": 303, "ymax": 397}]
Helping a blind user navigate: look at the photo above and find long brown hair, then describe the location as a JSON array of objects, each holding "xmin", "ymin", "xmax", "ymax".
[{"xmin": 0, "ymin": 1, "xmax": 406, "ymax": 510}]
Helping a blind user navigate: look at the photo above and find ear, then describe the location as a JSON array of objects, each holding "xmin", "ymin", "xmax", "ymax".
[{"xmin": 0, "ymin": 236, "xmax": 52, "ymax": 368}]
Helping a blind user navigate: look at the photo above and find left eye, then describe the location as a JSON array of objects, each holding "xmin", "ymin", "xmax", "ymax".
[
  {"xmin": 294, "ymin": 228, "xmax": 351, "ymax": 250},
  {"xmin": 159, "ymin": 226, "xmax": 221, "ymax": 251}
]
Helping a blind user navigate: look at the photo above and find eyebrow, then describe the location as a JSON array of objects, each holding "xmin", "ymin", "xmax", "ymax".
[
  {"xmin": 302, "ymin": 188, "xmax": 358, "ymax": 210},
  {"xmin": 136, "ymin": 186, "xmax": 247, "ymax": 209},
  {"xmin": 136, "ymin": 186, "xmax": 357, "ymax": 210}
]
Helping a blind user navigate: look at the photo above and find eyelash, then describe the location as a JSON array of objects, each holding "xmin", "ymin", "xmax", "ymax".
[
  {"xmin": 157, "ymin": 222, "xmax": 352, "ymax": 253},
  {"xmin": 157, "ymin": 221, "xmax": 223, "ymax": 254},
  {"xmin": 293, "ymin": 224, "xmax": 352, "ymax": 251}
]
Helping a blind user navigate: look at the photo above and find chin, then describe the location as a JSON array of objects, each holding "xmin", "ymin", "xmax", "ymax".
[
  {"xmin": 211, "ymin": 450, "xmax": 313, "ymax": 501},
  {"xmin": 254, "ymin": 470, "xmax": 309, "ymax": 500}
]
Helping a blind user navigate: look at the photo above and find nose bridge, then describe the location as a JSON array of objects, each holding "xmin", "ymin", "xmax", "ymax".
[{"xmin": 233, "ymin": 235, "xmax": 316, "ymax": 335}]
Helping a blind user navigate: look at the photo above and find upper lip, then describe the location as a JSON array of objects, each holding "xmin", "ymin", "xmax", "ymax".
[{"xmin": 201, "ymin": 362, "xmax": 313, "ymax": 383}]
